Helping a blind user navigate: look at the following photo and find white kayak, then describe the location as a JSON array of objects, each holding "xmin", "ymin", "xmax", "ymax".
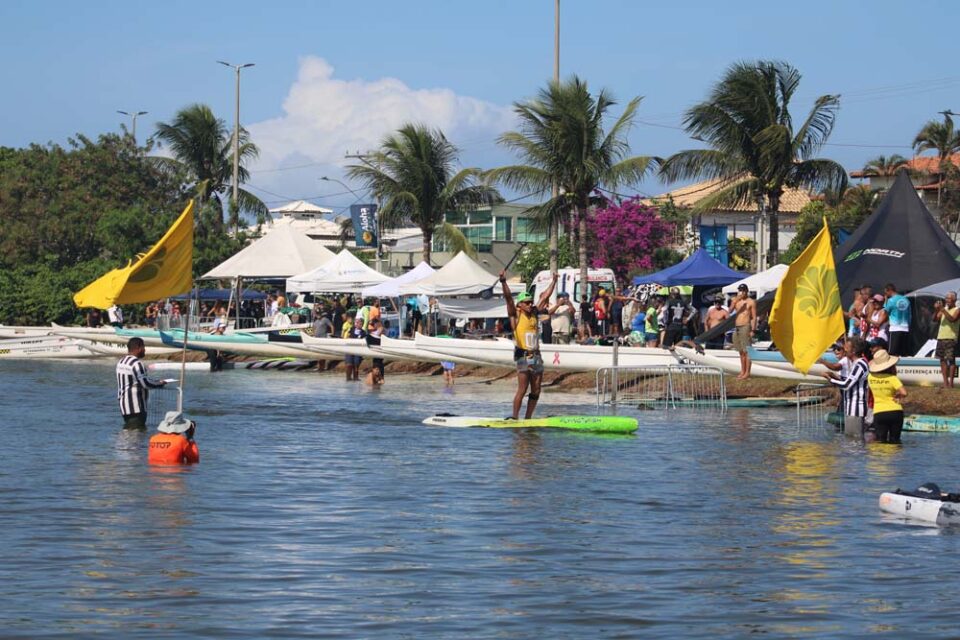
[{"xmin": 879, "ymin": 491, "xmax": 960, "ymax": 526}]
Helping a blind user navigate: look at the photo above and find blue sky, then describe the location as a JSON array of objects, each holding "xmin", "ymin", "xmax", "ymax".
[{"xmin": 2, "ymin": 0, "xmax": 959, "ymax": 214}]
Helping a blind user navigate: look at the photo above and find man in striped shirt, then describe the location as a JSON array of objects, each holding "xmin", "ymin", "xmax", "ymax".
[
  {"xmin": 117, "ymin": 337, "xmax": 166, "ymax": 430},
  {"xmin": 822, "ymin": 337, "xmax": 870, "ymax": 437}
]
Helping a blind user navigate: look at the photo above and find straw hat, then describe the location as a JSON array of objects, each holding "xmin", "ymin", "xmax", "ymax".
[{"xmin": 869, "ymin": 349, "xmax": 899, "ymax": 373}]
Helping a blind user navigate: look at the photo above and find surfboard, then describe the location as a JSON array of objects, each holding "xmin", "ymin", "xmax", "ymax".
[{"xmin": 422, "ymin": 414, "xmax": 638, "ymax": 434}]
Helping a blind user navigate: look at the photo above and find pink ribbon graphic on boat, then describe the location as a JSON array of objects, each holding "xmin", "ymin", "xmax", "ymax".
[{"xmin": 553, "ymin": 352, "xmax": 560, "ymax": 365}]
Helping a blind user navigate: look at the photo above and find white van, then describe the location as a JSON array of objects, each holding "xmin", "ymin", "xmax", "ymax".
[{"xmin": 531, "ymin": 267, "xmax": 617, "ymax": 305}]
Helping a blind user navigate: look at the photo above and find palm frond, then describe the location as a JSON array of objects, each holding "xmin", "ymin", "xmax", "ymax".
[
  {"xmin": 659, "ymin": 149, "xmax": 745, "ymax": 183},
  {"xmin": 436, "ymin": 222, "xmax": 477, "ymax": 258}
]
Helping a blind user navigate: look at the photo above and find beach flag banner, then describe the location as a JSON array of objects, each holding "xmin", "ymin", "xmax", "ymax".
[
  {"xmin": 74, "ymin": 200, "xmax": 195, "ymax": 309},
  {"xmin": 350, "ymin": 203, "xmax": 378, "ymax": 248},
  {"xmin": 769, "ymin": 218, "xmax": 845, "ymax": 374}
]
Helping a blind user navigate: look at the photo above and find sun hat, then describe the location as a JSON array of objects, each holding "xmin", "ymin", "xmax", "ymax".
[
  {"xmin": 737, "ymin": 283, "xmax": 749, "ymax": 291},
  {"xmin": 515, "ymin": 292, "xmax": 533, "ymax": 303},
  {"xmin": 869, "ymin": 349, "xmax": 899, "ymax": 373},
  {"xmin": 157, "ymin": 411, "xmax": 196, "ymax": 434},
  {"xmin": 872, "ymin": 293, "xmax": 884, "ymax": 302}
]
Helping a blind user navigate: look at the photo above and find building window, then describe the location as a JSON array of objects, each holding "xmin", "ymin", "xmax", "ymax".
[
  {"xmin": 516, "ymin": 218, "xmax": 546, "ymax": 243},
  {"xmin": 495, "ymin": 217, "xmax": 513, "ymax": 241}
]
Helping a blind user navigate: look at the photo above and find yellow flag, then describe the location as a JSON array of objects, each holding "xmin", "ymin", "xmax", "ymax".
[
  {"xmin": 769, "ymin": 218, "xmax": 845, "ymax": 374},
  {"xmin": 74, "ymin": 201, "xmax": 194, "ymax": 309}
]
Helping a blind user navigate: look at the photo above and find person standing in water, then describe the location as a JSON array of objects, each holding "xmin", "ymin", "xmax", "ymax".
[
  {"xmin": 116, "ymin": 337, "xmax": 166, "ymax": 430},
  {"xmin": 501, "ymin": 270, "xmax": 557, "ymax": 420}
]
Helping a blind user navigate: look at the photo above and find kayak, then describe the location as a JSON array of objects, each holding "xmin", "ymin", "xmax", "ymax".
[
  {"xmin": 422, "ymin": 414, "xmax": 638, "ymax": 434},
  {"xmin": 879, "ymin": 490, "xmax": 960, "ymax": 526},
  {"xmin": 635, "ymin": 396, "xmax": 826, "ymax": 409}
]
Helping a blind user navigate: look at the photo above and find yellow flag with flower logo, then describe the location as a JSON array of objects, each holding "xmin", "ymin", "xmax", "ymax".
[
  {"xmin": 769, "ymin": 218, "xmax": 845, "ymax": 374},
  {"xmin": 74, "ymin": 201, "xmax": 194, "ymax": 309}
]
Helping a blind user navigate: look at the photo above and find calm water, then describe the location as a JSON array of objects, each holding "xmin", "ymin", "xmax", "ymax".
[{"xmin": 1, "ymin": 360, "xmax": 959, "ymax": 638}]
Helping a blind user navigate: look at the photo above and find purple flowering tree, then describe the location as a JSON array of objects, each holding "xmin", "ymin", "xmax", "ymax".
[{"xmin": 588, "ymin": 198, "xmax": 674, "ymax": 285}]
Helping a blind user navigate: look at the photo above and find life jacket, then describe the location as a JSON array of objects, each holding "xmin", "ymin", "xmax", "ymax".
[{"xmin": 148, "ymin": 433, "xmax": 200, "ymax": 465}]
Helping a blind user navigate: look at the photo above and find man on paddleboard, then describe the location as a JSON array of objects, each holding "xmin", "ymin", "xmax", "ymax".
[{"xmin": 501, "ymin": 271, "xmax": 557, "ymax": 419}]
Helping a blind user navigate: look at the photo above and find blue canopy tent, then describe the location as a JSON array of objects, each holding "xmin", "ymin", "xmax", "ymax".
[{"xmin": 632, "ymin": 248, "xmax": 743, "ymax": 286}]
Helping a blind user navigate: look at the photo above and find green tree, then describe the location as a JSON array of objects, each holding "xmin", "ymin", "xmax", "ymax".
[
  {"xmin": 861, "ymin": 154, "xmax": 908, "ymax": 177},
  {"xmin": 345, "ymin": 123, "xmax": 501, "ymax": 265},
  {"xmin": 781, "ymin": 197, "xmax": 875, "ymax": 263},
  {"xmin": 913, "ymin": 113, "xmax": 960, "ymax": 207},
  {"xmin": 660, "ymin": 60, "xmax": 848, "ymax": 266},
  {"xmin": 153, "ymin": 103, "xmax": 267, "ymax": 233},
  {"xmin": 489, "ymin": 76, "xmax": 656, "ymax": 292},
  {"xmin": 513, "ymin": 236, "xmax": 577, "ymax": 288}
]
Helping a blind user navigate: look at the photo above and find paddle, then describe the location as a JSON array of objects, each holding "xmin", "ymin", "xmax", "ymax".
[{"xmin": 478, "ymin": 243, "xmax": 528, "ymax": 300}]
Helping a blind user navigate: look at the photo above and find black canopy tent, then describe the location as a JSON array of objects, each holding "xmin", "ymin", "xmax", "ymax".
[{"xmin": 835, "ymin": 169, "xmax": 960, "ymax": 305}]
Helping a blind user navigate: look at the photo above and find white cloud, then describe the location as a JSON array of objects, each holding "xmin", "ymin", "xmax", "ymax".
[{"xmin": 247, "ymin": 56, "xmax": 515, "ymax": 196}]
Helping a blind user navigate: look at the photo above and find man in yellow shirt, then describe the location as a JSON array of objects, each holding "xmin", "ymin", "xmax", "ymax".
[
  {"xmin": 501, "ymin": 271, "xmax": 557, "ymax": 420},
  {"xmin": 934, "ymin": 291, "xmax": 960, "ymax": 388}
]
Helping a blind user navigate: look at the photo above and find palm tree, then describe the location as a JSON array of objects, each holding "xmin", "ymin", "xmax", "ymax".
[
  {"xmin": 861, "ymin": 154, "xmax": 908, "ymax": 177},
  {"xmin": 488, "ymin": 76, "xmax": 656, "ymax": 288},
  {"xmin": 913, "ymin": 114, "xmax": 960, "ymax": 207},
  {"xmin": 660, "ymin": 61, "xmax": 848, "ymax": 266},
  {"xmin": 345, "ymin": 123, "xmax": 501, "ymax": 265},
  {"xmin": 153, "ymin": 103, "xmax": 266, "ymax": 234}
]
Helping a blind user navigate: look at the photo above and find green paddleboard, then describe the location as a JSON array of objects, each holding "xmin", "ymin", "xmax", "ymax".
[{"xmin": 423, "ymin": 414, "xmax": 638, "ymax": 434}]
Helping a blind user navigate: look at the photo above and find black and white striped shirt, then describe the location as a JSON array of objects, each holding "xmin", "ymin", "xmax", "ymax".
[
  {"xmin": 828, "ymin": 357, "xmax": 869, "ymax": 417},
  {"xmin": 116, "ymin": 355, "xmax": 163, "ymax": 416}
]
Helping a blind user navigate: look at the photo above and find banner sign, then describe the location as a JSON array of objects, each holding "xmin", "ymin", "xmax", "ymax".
[{"xmin": 350, "ymin": 204, "xmax": 378, "ymax": 248}]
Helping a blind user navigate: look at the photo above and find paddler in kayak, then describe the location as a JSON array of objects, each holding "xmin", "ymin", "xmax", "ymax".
[{"xmin": 501, "ymin": 270, "xmax": 557, "ymax": 419}]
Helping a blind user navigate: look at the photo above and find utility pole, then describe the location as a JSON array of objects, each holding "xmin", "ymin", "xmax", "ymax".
[
  {"xmin": 117, "ymin": 110, "xmax": 147, "ymax": 145},
  {"xmin": 218, "ymin": 60, "xmax": 255, "ymax": 234}
]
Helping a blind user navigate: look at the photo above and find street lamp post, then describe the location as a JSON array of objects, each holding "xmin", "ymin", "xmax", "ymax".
[
  {"xmin": 218, "ymin": 60, "xmax": 255, "ymax": 234},
  {"xmin": 117, "ymin": 110, "xmax": 148, "ymax": 144}
]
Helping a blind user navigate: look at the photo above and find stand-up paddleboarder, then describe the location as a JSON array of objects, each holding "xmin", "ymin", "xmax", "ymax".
[{"xmin": 501, "ymin": 271, "xmax": 557, "ymax": 419}]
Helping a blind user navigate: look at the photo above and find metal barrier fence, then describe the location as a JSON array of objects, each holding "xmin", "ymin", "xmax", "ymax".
[
  {"xmin": 596, "ymin": 365, "xmax": 727, "ymax": 410},
  {"xmin": 147, "ymin": 385, "xmax": 182, "ymax": 428},
  {"xmin": 794, "ymin": 383, "xmax": 836, "ymax": 432}
]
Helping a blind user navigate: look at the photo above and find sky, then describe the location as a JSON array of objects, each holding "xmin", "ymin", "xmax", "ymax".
[{"xmin": 2, "ymin": 0, "xmax": 960, "ymax": 216}]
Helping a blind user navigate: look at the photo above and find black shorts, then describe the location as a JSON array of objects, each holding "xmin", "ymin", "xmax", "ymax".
[
  {"xmin": 122, "ymin": 412, "xmax": 147, "ymax": 430},
  {"xmin": 888, "ymin": 332, "xmax": 909, "ymax": 357},
  {"xmin": 869, "ymin": 410, "xmax": 903, "ymax": 444},
  {"xmin": 662, "ymin": 324, "xmax": 684, "ymax": 348}
]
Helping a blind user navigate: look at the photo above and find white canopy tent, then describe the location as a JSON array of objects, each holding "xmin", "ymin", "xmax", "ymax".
[
  {"xmin": 286, "ymin": 249, "xmax": 390, "ymax": 294},
  {"xmin": 722, "ymin": 264, "xmax": 789, "ymax": 298},
  {"xmin": 361, "ymin": 261, "xmax": 436, "ymax": 298},
  {"xmin": 202, "ymin": 226, "xmax": 336, "ymax": 279},
  {"xmin": 400, "ymin": 252, "xmax": 497, "ymax": 296},
  {"xmin": 907, "ymin": 277, "xmax": 960, "ymax": 298}
]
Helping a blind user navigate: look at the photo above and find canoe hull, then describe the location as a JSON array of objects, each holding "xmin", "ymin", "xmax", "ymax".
[{"xmin": 879, "ymin": 492, "xmax": 960, "ymax": 525}]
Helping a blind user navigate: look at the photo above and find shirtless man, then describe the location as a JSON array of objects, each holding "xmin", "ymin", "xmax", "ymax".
[
  {"xmin": 731, "ymin": 284, "xmax": 757, "ymax": 379},
  {"xmin": 704, "ymin": 295, "xmax": 730, "ymax": 349}
]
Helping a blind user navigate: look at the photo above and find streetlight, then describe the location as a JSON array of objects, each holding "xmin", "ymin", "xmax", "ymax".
[
  {"xmin": 321, "ymin": 175, "xmax": 362, "ymax": 199},
  {"xmin": 117, "ymin": 110, "xmax": 148, "ymax": 144},
  {"xmin": 218, "ymin": 60, "xmax": 255, "ymax": 234}
]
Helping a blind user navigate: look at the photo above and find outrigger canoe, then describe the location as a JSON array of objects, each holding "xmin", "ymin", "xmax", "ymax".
[{"xmin": 423, "ymin": 414, "xmax": 638, "ymax": 434}]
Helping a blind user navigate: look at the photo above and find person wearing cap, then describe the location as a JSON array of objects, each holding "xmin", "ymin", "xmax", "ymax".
[
  {"xmin": 867, "ymin": 349, "xmax": 907, "ymax": 444},
  {"xmin": 662, "ymin": 287, "xmax": 695, "ymax": 348},
  {"xmin": 148, "ymin": 412, "xmax": 200, "ymax": 465},
  {"xmin": 548, "ymin": 291, "xmax": 576, "ymax": 345},
  {"xmin": 864, "ymin": 293, "xmax": 889, "ymax": 342},
  {"xmin": 593, "ymin": 288, "xmax": 611, "ymax": 336},
  {"xmin": 704, "ymin": 295, "xmax": 730, "ymax": 350},
  {"xmin": 934, "ymin": 291, "xmax": 960, "ymax": 388},
  {"xmin": 501, "ymin": 270, "xmax": 557, "ymax": 419},
  {"xmin": 822, "ymin": 337, "xmax": 870, "ymax": 437},
  {"xmin": 731, "ymin": 283, "xmax": 757, "ymax": 379}
]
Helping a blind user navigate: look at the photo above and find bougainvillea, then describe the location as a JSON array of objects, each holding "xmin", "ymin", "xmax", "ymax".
[{"xmin": 587, "ymin": 198, "xmax": 675, "ymax": 285}]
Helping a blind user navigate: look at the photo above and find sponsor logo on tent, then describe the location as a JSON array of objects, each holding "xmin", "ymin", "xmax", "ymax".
[{"xmin": 843, "ymin": 248, "xmax": 905, "ymax": 262}]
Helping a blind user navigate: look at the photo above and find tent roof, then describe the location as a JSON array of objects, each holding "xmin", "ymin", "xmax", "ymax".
[
  {"xmin": 907, "ymin": 277, "xmax": 960, "ymax": 298},
  {"xmin": 722, "ymin": 264, "xmax": 789, "ymax": 298},
  {"xmin": 835, "ymin": 169, "xmax": 960, "ymax": 303},
  {"xmin": 286, "ymin": 249, "xmax": 389, "ymax": 294},
  {"xmin": 361, "ymin": 261, "xmax": 436, "ymax": 298},
  {"xmin": 632, "ymin": 248, "xmax": 744, "ymax": 286},
  {"xmin": 268, "ymin": 200, "xmax": 333, "ymax": 215},
  {"xmin": 202, "ymin": 226, "xmax": 336, "ymax": 279},
  {"xmin": 400, "ymin": 252, "xmax": 497, "ymax": 296}
]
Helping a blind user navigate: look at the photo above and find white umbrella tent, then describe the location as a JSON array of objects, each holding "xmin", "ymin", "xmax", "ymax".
[
  {"xmin": 286, "ymin": 249, "xmax": 389, "ymax": 294},
  {"xmin": 202, "ymin": 226, "xmax": 336, "ymax": 280},
  {"xmin": 361, "ymin": 261, "xmax": 435, "ymax": 298},
  {"xmin": 722, "ymin": 264, "xmax": 789, "ymax": 299},
  {"xmin": 400, "ymin": 252, "xmax": 497, "ymax": 296}
]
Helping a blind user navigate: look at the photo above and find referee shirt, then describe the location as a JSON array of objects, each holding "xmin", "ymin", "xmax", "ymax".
[
  {"xmin": 828, "ymin": 357, "xmax": 869, "ymax": 417},
  {"xmin": 116, "ymin": 355, "xmax": 164, "ymax": 416}
]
